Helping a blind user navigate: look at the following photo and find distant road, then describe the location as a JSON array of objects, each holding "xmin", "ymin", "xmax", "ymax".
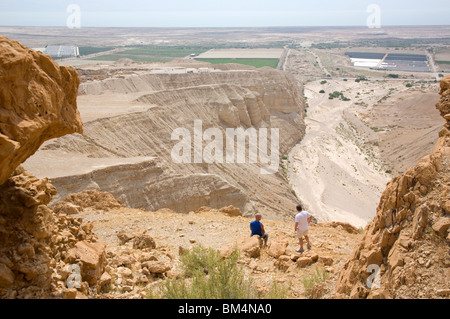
[
  {"xmin": 426, "ymin": 52, "xmax": 440, "ymax": 81},
  {"xmin": 307, "ymin": 50, "xmax": 331, "ymax": 77},
  {"xmin": 301, "ymin": 75, "xmax": 439, "ymax": 82},
  {"xmin": 277, "ymin": 47, "xmax": 290, "ymax": 71}
]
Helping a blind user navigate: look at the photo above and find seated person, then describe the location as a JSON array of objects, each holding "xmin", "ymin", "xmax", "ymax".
[{"xmin": 250, "ymin": 212, "xmax": 269, "ymax": 248}]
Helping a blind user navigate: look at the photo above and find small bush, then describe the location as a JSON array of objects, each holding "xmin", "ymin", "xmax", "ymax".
[
  {"xmin": 148, "ymin": 246, "xmax": 289, "ymax": 299},
  {"xmin": 302, "ymin": 266, "xmax": 330, "ymax": 298},
  {"xmin": 329, "ymin": 91, "xmax": 350, "ymax": 101}
]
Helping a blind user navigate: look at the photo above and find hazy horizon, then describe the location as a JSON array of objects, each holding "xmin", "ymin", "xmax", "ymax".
[{"xmin": 1, "ymin": 0, "xmax": 450, "ymax": 28}]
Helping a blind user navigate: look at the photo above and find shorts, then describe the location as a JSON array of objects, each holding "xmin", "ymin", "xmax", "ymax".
[
  {"xmin": 251, "ymin": 233, "xmax": 269, "ymax": 241},
  {"xmin": 296, "ymin": 229, "xmax": 309, "ymax": 238}
]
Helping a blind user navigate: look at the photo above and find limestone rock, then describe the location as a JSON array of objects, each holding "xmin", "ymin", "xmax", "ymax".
[
  {"xmin": 66, "ymin": 240, "xmax": 107, "ymax": 285},
  {"xmin": 296, "ymin": 257, "xmax": 313, "ymax": 267},
  {"xmin": 0, "ymin": 36, "xmax": 82, "ymax": 185},
  {"xmin": 334, "ymin": 76, "xmax": 450, "ymax": 299},
  {"xmin": 98, "ymin": 272, "xmax": 112, "ymax": 290},
  {"xmin": 240, "ymin": 236, "xmax": 261, "ymax": 258},
  {"xmin": 432, "ymin": 218, "xmax": 450, "ymax": 236},
  {"xmin": 0, "ymin": 263, "xmax": 15, "ymax": 288},
  {"xmin": 52, "ymin": 201, "xmax": 82, "ymax": 215},
  {"xmin": 218, "ymin": 235, "xmax": 261, "ymax": 258},
  {"xmin": 321, "ymin": 221, "xmax": 359, "ymax": 234},
  {"xmin": 318, "ymin": 256, "xmax": 334, "ymax": 266},
  {"xmin": 132, "ymin": 234, "xmax": 156, "ymax": 250},
  {"xmin": 219, "ymin": 205, "xmax": 243, "ymax": 217},
  {"xmin": 61, "ymin": 189, "xmax": 122, "ymax": 211},
  {"xmin": 267, "ymin": 238, "xmax": 288, "ymax": 259},
  {"xmin": 143, "ymin": 260, "xmax": 171, "ymax": 274}
]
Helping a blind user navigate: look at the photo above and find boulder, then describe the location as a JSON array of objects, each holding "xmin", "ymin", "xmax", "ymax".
[
  {"xmin": 143, "ymin": 260, "xmax": 171, "ymax": 274},
  {"xmin": 0, "ymin": 36, "xmax": 82, "ymax": 185},
  {"xmin": 0, "ymin": 263, "xmax": 15, "ymax": 288},
  {"xmin": 53, "ymin": 201, "xmax": 82, "ymax": 215},
  {"xmin": 219, "ymin": 205, "xmax": 243, "ymax": 217},
  {"xmin": 318, "ymin": 256, "xmax": 334, "ymax": 266},
  {"xmin": 132, "ymin": 234, "xmax": 156, "ymax": 250},
  {"xmin": 432, "ymin": 217, "xmax": 450, "ymax": 236},
  {"xmin": 240, "ymin": 236, "xmax": 262, "ymax": 258},
  {"xmin": 296, "ymin": 257, "xmax": 313, "ymax": 267},
  {"xmin": 218, "ymin": 236, "xmax": 261, "ymax": 258},
  {"xmin": 267, "ymin": 238, "xmax": 288, "ymax": 259},
  {"xmin": 66, "ymin": 240, "xmax": 107, "ymax": 285}
]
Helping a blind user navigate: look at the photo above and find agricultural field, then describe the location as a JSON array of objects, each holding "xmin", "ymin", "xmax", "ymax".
[
  {"xmin": 78, "ymin": 46, "xmax": 115, "ymax": 56},
  {"xmin": 435, "ymin": 47, "xmax": 450, "ymax": 72},
  {"xmin": 194, "ymin": 48, "xmax": 283, "ymax": 68},
  {"xmin": 194, "ymin": 58, "xmax": 279, "ymax": 68},
  {"xmin": 86, "ymin": 45, "xmax": 210, "ymax": 63}
]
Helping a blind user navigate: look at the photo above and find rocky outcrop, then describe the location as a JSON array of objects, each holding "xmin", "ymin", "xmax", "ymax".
[
  {"xmin": 0, "ymin": 167, "xmax": 106, "ymax": 298},
  {"xmin": 0, "ymin": 36, "xmax": 82, "ymax": 185},
  {"xmin": 56, "ymin": 189, "xmax": 123, "ymax": 212},
  {"xmin": 334, "ymin": 76, "xmax": 450, "ymax": 299}
]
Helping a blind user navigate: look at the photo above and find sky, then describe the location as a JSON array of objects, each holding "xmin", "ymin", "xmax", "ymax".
[{"xmin": 0, "ymin": 0, "xmax": 449, "ymax": 28}]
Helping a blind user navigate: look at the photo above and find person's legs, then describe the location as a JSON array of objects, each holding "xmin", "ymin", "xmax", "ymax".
[
  {"xmin": 296, "ymin": 229, "xmax": 306, "ymax": 252},
  {"xmin": 262, "ymin": 233, "xmax": 269, "ymax": 247},
  {"xmin": 305, "ymin": 235, "xmax": 312, "ymax": 250}
]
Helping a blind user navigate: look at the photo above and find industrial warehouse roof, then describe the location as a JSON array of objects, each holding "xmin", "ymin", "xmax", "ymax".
[{"xmin": 43, "ymin": 45, "xmax": 79, "ymax": 58}]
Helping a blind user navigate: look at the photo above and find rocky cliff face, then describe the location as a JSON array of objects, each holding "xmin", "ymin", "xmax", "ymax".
[
  {"xmin": 0, "ymin": 36, "xmax": 105, "ymax": 299},
  {"xmin": 34, "ymin": 66, "xmax": 306, "ymax": 220},
  {"xmin": 334, "ymin": 76, "xmax": 450, "ymax": 299},
  {"xmin": 0, "ymin": 36, "xmax": 82, "ymax": 185}
]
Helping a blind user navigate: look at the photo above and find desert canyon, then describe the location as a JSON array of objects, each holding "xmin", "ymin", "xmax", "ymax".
[{"xmin": 0, "ymin": 25, "xmax": 449, "ymax": 300}]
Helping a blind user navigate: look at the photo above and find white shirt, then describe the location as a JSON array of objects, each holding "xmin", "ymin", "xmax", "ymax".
[{"xmin": 295, "ymin": 211, "xmax": 311, "ymax": 231}]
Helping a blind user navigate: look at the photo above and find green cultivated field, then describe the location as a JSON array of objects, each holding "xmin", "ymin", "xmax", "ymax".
[
  {"xmin": 86, "ymin": 46, "xmax": 210, "ymax": 63},
  {"xmin": 82, "ymin": 46, "xmax": 280, "ymax": 67},
  {"xmin": 195, "ymin": 58, "xmax": 279, "ymax": 68},
  {"xmin": 78, "ymin": 46, "xmax": 115, "ymax": 56}
]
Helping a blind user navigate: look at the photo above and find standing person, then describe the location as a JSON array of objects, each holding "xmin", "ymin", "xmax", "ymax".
[
  {"xmin": 294, "ymin": 204, "xmax": 312, "ymax": 253},
  {"xmin": 250, "ymin": 212, "xmax": 269, "ymax": 248}
]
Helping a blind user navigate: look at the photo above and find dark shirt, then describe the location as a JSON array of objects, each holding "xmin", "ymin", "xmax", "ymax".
[{"xmin": 250, "ymin": 221, "xmax": 263, "ymax": 236}]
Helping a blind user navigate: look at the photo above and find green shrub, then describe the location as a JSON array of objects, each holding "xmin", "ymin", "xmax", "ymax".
[
  {"xmin": 302, "ymin": 266, "xmax": 330, "ymax": 298},
  {"xmin": 148, "ymin": 246, "xmax": 289, "ymax": 299}
]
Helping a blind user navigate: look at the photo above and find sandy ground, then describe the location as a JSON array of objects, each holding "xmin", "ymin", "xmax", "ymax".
[
  {"xmin": 24, "ymin": 149, "xmax": 155, "ymax": 179},
  {"xmin": 367, "ymin": 90, "xmax": 443, "ymax": 175},
  {"xmin": 76, "ymin": 93, "xmax": 154, "ymax": 123},
  {"xmin": 288, "ymin": 78, "xmax": 441, "ymax": 228}
]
